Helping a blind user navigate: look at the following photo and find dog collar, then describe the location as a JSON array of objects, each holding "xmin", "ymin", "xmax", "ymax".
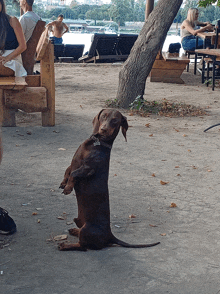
[{"xmin": 91, "ymin": 136, "xmax": 112, "ymax": 149}]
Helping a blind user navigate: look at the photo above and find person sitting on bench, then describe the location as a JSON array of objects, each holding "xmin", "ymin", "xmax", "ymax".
[
  {"xmin": 19, "ymin": 0, "xmax": 41, "ymax": 42},
  {"xmin": 181, "ymin": 8, "xmax": 213, "ymax": 51},
  {"xmin": 0, "ymin": 0, "xmax": 27, "ymax": 77}
]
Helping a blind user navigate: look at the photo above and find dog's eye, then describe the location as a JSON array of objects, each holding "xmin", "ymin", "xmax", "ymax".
[
  {"xmin": 111, "ymin": 119, "xmax": 118, "ymax": 125},
  {"xmin": 101, "ymin": 114, "xmax": 107, "ymax": 120}
]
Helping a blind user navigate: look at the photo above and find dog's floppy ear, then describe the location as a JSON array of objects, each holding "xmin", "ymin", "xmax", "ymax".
[
  {"xmin": 92, "ymin": 109, "xmax": 104, "ymax": 134},
  {"xmin": 121, "ymin": 115, "xmax": 128, "ymax": 141}
]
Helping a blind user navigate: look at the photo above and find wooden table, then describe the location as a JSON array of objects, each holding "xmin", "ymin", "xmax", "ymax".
[
  {"xmin": 197, "ymin": 32, "xmax": 220, "ymax": 48},
  {"xmin": 195, "ymin": 48, "xmax": 220, "ymax": 90}
]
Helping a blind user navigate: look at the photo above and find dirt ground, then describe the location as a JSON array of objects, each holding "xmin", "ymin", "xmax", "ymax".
[{"xmin": 1, "ymin": 62, "xmax": 220, "ymax": 293}]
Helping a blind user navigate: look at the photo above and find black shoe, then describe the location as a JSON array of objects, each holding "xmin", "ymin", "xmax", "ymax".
[{"xmin": 0, "ymin": 208, "xmax": 16, "ymax": 235}]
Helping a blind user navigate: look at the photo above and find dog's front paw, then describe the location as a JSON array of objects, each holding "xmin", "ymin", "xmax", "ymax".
[
  {"xmin": 62, "ymin": 185, "xmax": 73, "ymax": 195},
  {"xmin": 59, "ymin": 180, "xmax": 67, "ymax": 189},
  {"xmin": 59, "ymin": 183, "xmax": 66, "ymax": 189},
  {"xmin": 58, "ymin": 242, "xmax": 68, "ymax": 251}
]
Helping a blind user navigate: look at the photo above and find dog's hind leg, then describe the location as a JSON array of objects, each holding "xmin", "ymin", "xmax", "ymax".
[{"xmin": 58, "ymin": 242, "xmax": 87, "ymax": 251}]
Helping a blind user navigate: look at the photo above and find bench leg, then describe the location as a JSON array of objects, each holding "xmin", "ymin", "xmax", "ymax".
[
  {"xmin": 212, "ymin": 60, "xmax": 216, "ymax": 91},
  {"xmin": 194, "ymin": 53, "xmax": 197, "ymax": 75},
  {"xmin": 40, "ymin": 43, "xmax": 55, "ymax": 126},
  {"xmin": 186, "ymin": 52, "xmax": 190, "ymax": 72},
  {"xmin": 202, "ymin": 57, "xmax": 205, "ymax": 84},
  {"xmin": 0, "ymin": 90, "xmax": 16, "ymax": 127},
  {"xmin": 207, "ymin": 62, "xmax": 210, "ymax": 87}
]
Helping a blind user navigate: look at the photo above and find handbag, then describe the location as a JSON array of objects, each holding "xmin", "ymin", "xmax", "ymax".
[{"xmin": 0, "ymin": 207, "xmax": 16, "ymax": 235}]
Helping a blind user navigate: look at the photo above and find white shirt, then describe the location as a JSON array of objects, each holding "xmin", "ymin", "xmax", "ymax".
[{"xmin": 19, "ymin": 11, "xmax": 41, "ymax": 42}]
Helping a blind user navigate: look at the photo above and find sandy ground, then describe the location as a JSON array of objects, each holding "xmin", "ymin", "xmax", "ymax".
[{"xmin": 1, "ymin": 62, "xmax": 220, "ymax": 293}]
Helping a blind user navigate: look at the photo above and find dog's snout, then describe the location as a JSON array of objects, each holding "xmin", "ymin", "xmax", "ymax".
[{"xmin": 100, "ymin": 123, "xmax": 108, "ymax": 131}]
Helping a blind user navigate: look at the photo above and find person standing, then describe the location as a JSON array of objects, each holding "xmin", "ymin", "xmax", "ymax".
[
  {"xmin": 19, "ymin": 0, "xmax": 41, "ymax": 42},
  {"xmin": 47, "ymin": 14, "xmax": 69, "ymax": 45}
]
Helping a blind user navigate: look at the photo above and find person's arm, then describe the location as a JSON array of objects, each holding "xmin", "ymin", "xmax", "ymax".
[
  {"xmin": 0, "ymin": 17, "xmax": 26, "ymax": 65},
  {"xmin": 183, "ymin": 20, "xmax": 213, "ymax": 36},
  {"xmin": 196, "ymin": 20, "xmax": 212, "ymax": 27},
  {"xmin": 63, "ymin": 23, "xmax": 69, "ymax": 35},
  {"xmin": 46, "ymin": 20, "xmax": 56, "ymax": 29}
]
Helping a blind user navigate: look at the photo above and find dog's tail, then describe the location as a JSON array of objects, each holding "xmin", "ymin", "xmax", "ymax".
[
  {"xmin": 110, "ymin": 235, "xmax": 160, "ymax": 248},
  {"xmin": 204, "ymin": 123, "xmax": 220, "ymax": 132}
]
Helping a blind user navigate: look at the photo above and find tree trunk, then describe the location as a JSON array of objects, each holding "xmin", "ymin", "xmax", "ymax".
[
  {"xmin": 145, "ymin": 0, "xmax": 154, "ymax": 20},
  {"xmin": 116, "ymin": 0, "xmax": 183, "ymax": 108}
]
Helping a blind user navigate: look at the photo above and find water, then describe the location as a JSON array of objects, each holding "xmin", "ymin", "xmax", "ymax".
[
  {"xmin": 63, "ymin": 33, "xmax": 93, "ymax": 54},
  {"xmin": 62, "ymin": 32, "xmax": 184, "ymax": 56}
]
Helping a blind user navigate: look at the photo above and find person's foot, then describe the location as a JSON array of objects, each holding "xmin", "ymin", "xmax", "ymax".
[{"xmin": 0, "ymin": 208, "xmax": 16, "ymax": 235}]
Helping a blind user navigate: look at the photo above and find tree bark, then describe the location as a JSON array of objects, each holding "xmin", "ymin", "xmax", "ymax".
[{"xmin": 116, "ymin": 0, "xmax": 183, "ymax": 108}]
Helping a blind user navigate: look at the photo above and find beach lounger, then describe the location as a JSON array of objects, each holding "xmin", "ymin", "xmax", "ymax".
[
  {"xmin": 79, "ymin": 33, "xmax": 138, "ymax": 63},
  {"xmin": 79, "ymin": 34, "xmax": 120, "ymax": 63},
  {"xmin": 54, "ymin": 44, "xmax": 65, "ymax": 60},
  {"xmin": 63, "ymin": 44, "xmax": 85, "ymax": 60},
  {"xmin": 116, "ymin": 34, "xmax": 138, "ymax": 60}
]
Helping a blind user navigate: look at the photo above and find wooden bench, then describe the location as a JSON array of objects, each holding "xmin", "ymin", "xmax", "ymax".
[
  {"xmin": 195, "ymin": 48, "xmax": 220, "ymax": 90},
  {"xmin": 150, "ymin": 52, "xmax": 190, "ymax": 84},
  {"xmin": 0, "ymin": 23, "xmax": 55, "ymax": 127}
]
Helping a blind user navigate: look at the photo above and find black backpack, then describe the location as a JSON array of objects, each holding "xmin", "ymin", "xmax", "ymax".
[{"xmin": 0, "ymin": 208, "xmax": 16, "ymax": 235}]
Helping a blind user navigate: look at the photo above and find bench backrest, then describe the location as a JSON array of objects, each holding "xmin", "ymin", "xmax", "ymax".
[{"xmin": 21, "ymin": 20, "xmax": 46, "ymax": 75}]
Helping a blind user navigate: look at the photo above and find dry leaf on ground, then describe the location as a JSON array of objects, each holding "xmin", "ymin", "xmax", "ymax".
[
  {"xmin": 170, "ymin": 203, "xmax": 177, "ymax": 208},
  {"xmin": 160, "ymin": 180, "xmax": 169, "ymax": 185},
  {"xmin": 54, "ymin": 234, "xmax": 68, "ymax": 241}
]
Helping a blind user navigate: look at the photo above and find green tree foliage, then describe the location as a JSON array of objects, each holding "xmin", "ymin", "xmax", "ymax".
[
  {"xmin": 5, "ymin": 0, "xmax": 20, "ymax": 16},
  {"xmin": 174, "ymin": 0, "xmax": 220, "ymax": 24},
  {"xmin": 109, "ymin": 0, "xmax": 131, "ymax": 26},
  {"xmin": 85, "ymin": 4, "xmax": 111, "ymax": 21},
  {"xmin": 198, "ymin": 0, "xmax": 220, "ymax": 7}
]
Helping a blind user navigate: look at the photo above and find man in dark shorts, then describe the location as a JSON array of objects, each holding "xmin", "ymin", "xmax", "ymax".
[{"xmin": 47, "ymin": 14, "xmax": 69, "ymax": 44}]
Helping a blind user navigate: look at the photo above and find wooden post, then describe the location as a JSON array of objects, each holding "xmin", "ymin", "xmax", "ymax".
[
  {"xmin": 0, "ymin": 89, "xmax": 16, "ymax": 127},
  {"xmin": 41, "ymin": 42, "xmax": 55, "ymax": 126},
  {"xmin": 0, "ymin": 90, "xmax": 2, "ymax": 163},
  {"xmin": 145, "ymin": 0, "xmax": 154, "ymax": 20},
  {"xmin": 0, "ymin": 90, "xmax": 3, "ymax": 127}
]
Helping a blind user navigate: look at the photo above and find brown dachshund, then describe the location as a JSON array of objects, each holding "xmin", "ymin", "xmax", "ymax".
[{"xmin": 59, "ymin": 109, "xmax": 160, "ymax": 251}]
